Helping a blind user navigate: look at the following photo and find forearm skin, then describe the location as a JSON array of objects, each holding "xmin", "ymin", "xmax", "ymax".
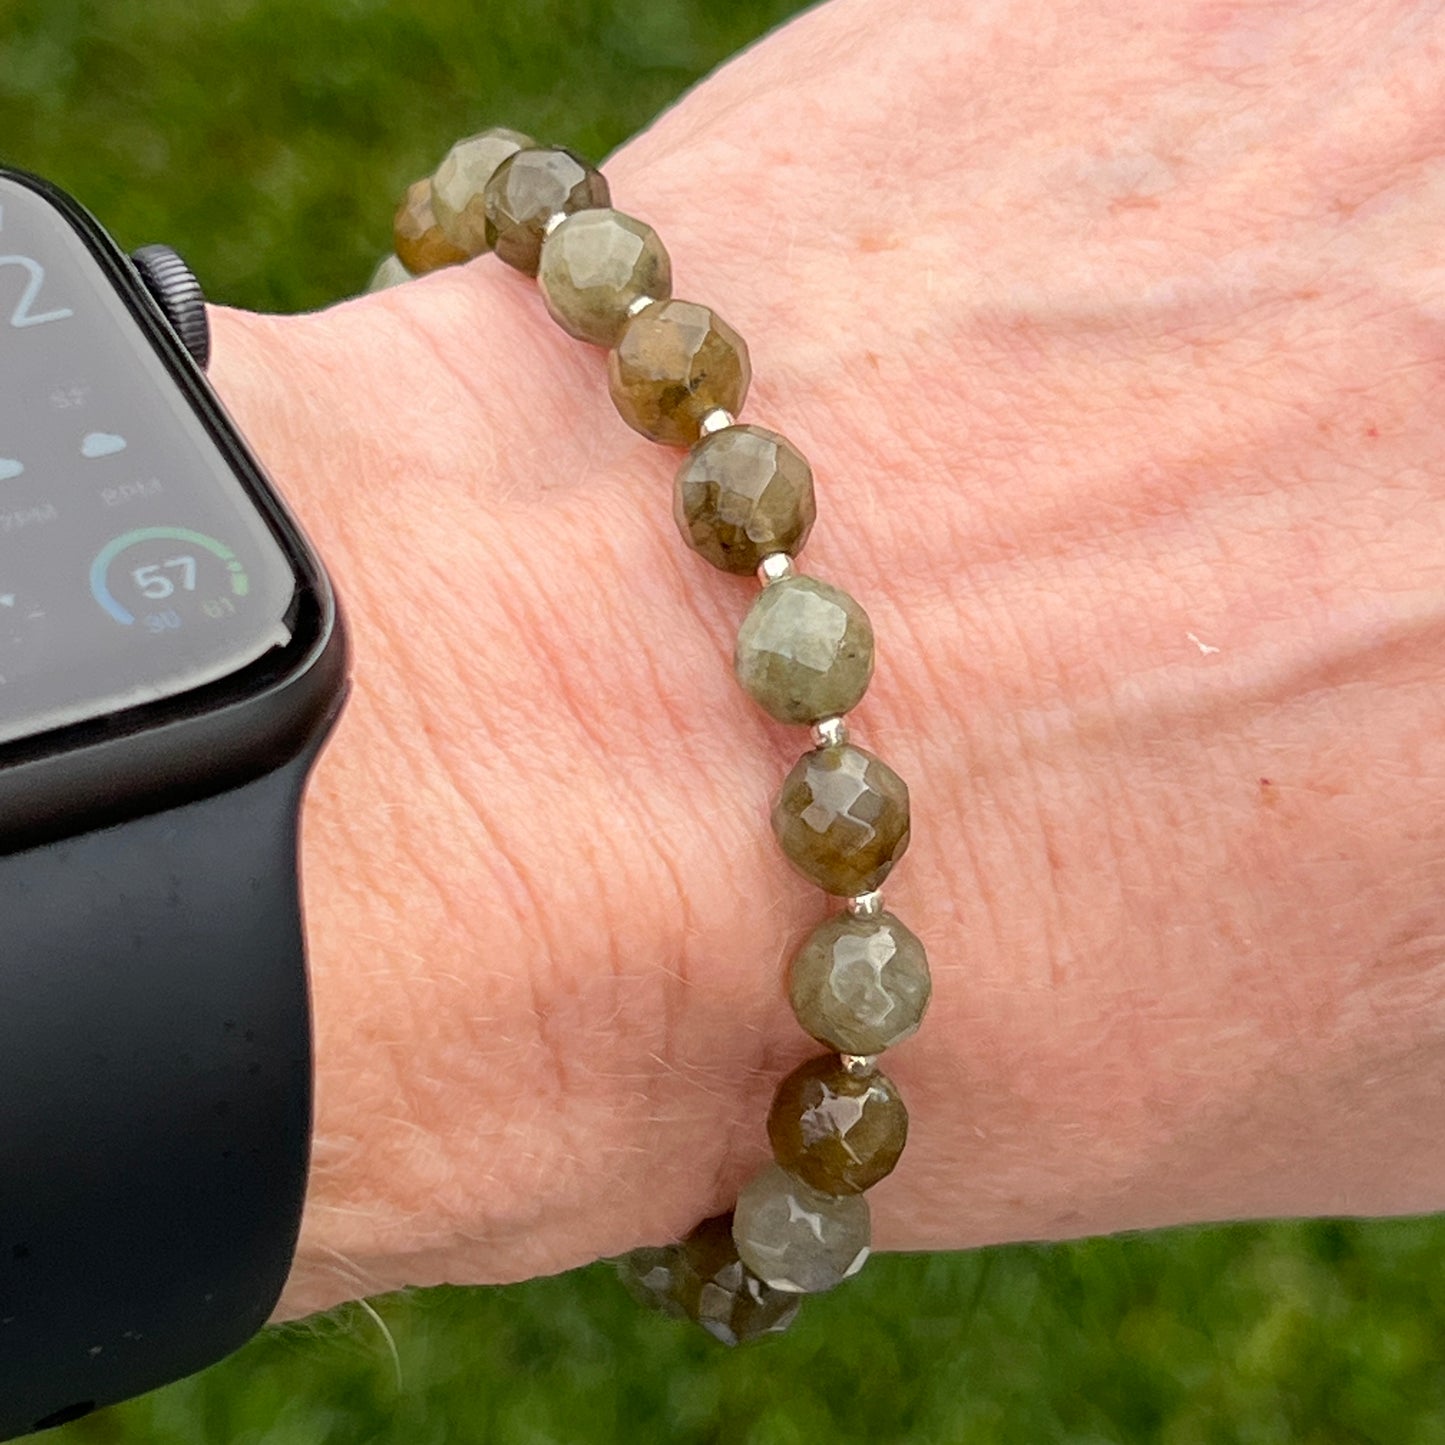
[{"xmin": 203, "ymin": 0, "xmax": 1445, "ymax": 1318}]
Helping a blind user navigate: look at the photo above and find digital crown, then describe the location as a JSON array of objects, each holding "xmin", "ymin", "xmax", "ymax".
[{"xmin": 129, "ymin": 244, "xmax": 209, "ymax": 371}]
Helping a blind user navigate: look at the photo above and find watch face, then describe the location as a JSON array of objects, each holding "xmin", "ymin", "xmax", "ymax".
[{"xmin": 0, "ymin": 173, "xmax": 302, "ymax": 748}]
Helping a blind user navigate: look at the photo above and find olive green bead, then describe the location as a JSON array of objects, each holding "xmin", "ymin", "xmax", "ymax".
[
  {"xmin": 617, "ymin": 1213, "xmax": 800, "ymax": 1345},
  {"xmin": 538, "ymin": 208, "xmax": 672, "ymax": 346},
  {"xmin": 607, "ymin": 299, "xmax": 750, "ymax": 446},
  {"xmin": 674, "ymin": 425, "xmax": 816, "ymax": 575},
  {"xmin": 789, "ymin": 911, "xmax": 931, "ymax": 1054},
  {"xmin": 767, "ymin": 1054, "xmax": 908, "ymax": 1196},
  {"xmin": 431, "ymin": 126, "xmax": 534, "ymax": 256},
  {"xmin": 366, "ymin": 254, "xmax": 410, "ymax": 293},
  {"xmin": 483, "ymin": 146, "xmax": 610, "ymax": 275},
  {"xmin": 732, "ymin": 1164, "xmax": 871, "ymax": 1294},
  {"xmin": 393, "ymin": 178, "xmax": 470, "ymax": 275},
  {"xmin": 735, "ymin": 575, "xmax": 874, "ymax": 725},
  {"xmin": 772, "ymin": 744, "xmax": 910, "ymax": 896}
]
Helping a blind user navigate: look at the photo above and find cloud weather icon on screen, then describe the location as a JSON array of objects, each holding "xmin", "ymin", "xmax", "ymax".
[{"xmin": 80, "ymin": 432, "xmax": 127, "ymax": 459}]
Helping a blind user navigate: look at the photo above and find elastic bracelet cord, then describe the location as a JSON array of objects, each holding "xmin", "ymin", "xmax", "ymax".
[{"xmin": 372, "ymin": 129, "xmax": 933, "ymax": 1345}]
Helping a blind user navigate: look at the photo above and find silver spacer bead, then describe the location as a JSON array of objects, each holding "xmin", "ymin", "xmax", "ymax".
[
  {"xmin": 542, "ymin": 210, "xmax": 569, "ymax": 237},
  {"xmin": 698, "ymin": 407, "xmax": 735, "ymax": 436},
  {"xmin": 756, "ymin": 552, "xmax": 795, "ymax": 587},
  {"xmin": 839, "ymin": 1053, "xmax": 879, "ymax": 1077},
  {"xmin": 810, "ymin": 716, "xmax": 849, "ymax": 749},
  {"xmin": 845, "ymin": 890, "xmax": 885, "ymax": 919},
  {"xmin": 626, "ymin": 293, "xmax": 658, "ymax": 318}
]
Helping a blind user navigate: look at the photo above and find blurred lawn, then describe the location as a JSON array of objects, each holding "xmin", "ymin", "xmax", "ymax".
[{"xmin": 4, "ymin": 1, "xmax": 1445, "ymax": 1441}]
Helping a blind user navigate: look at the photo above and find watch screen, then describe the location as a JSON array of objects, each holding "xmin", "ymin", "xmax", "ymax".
[{"xmin": 0, "ymin": 174, "xmax": 298, "ymax": 746}]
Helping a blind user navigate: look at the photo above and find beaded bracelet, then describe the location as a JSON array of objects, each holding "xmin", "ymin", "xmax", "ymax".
[{"xmin": 371, "ymin": 129, "xmax": 932, "ymax": 1345}]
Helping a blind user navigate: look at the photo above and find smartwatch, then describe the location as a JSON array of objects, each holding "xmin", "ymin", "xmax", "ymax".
[{"xmin": 0, "ymin": 167, "xmax": 347, "ymax": 1438}]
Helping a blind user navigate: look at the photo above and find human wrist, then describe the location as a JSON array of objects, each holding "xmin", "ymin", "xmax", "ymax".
[
  {"xmin": 207, "ymin": 297, "xmax": 826, "ymax": 1315},
  {"xmin": 208, "ymin": 0, "xmax": 1445, "ymax": 1307},
  {"xmin": 205, "ymin": 278, "xmax": 1158, "ymax": 1314}
]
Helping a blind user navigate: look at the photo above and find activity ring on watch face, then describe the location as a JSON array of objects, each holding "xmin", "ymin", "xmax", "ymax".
[
  {"xmin": 0, "ymin": 172, "xmax": 298, "ymax": 748},
  {"xmin": 88, "ymin": 525, "xmax": 251, "ymax": 626}
]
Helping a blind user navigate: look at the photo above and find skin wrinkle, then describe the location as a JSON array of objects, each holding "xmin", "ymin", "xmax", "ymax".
[
  {"xmin": 649, "ymin": 791, "xmax": 702, "ymax": 1106},
  {"xmin": 919, "ymin": 387, "xmax": 1445, "ymax": 708},
  {"xmin": 395, "ymin": 265, "xmax": 594, "ymax": 453},
  {"xmin": 632, "ymin": 499, "xmax": 751, "ymax": 756},
  {"xmin": 411, "ymin": 685, "xmax": 579, "ymax": 1109},
  {"xmin": 302, "ymin": 697, "xmax": 487, "ymax": 1172},
  {"xmin": 947, "ymin": 564, "xmax": 1082, "ymax": 997},
  {"xmin": 371, "ymin": 596, "xmax": 601, "ymax": 1261}
]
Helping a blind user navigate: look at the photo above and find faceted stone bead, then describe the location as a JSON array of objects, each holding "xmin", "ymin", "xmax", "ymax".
[
  {"xmin": 482, "ymin": 146, "xmax": 611, "ymax": 275},
  {"xmin": 616, "ymin": 1245, "xmax": 689, "ymax": 1322},
  {"xmin": 538, "ymin": 208, "xmax": 672, "ymax": 346},
  {"xmin": 767, "ymin": 1054, "xmax": 908, "ymax": 1195},
  {"xmin": 735, "ymin": 575, "xmax": 874, "ymax": 725},
  {"xmin": 607, "ymin": 299, "xmax": 750, "ymax": 446},
  {"xmin": 616, "ymin": 1213, "xmax": 801, "ymax": 1345},
  {"xmin": 393, "ymin": 179, "xmax": 470, "ymax": 275},
  {"xmin": 732, "ymin": 1164, "xmax": 871, "ymax": 1294},
  {"xmin": 772, "ymin": 744, "xmax": 910, "ymax": 896},
  {"xmin": 366, "ymin": 254, "xmax": 410, "ymax": 293},
  {"xmin": 789, "ymin": 911, "xmax": 932, "ymax": 1054},
  {"xmin": 674, "ymin": 425, "xmax": 816, "ymax": 575},
  {"xmin": 431, "ymin": 126, "xmax": 534, "ymax": 256}
]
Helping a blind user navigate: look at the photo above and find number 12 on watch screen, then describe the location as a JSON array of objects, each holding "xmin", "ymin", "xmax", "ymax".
[{"xmin": 89, "ymin": 525, "xmax": 250, "ymax": 630}]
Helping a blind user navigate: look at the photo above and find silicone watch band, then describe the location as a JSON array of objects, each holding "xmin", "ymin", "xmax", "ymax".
[{"xmin": 0, "ymin": 747, "xmax": 325, "ymax": 1438}]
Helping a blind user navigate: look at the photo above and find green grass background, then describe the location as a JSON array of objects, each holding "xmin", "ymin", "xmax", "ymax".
[{"xmin": 3, "ymin": 1, "xmax": 1444, "ymax": 1440}]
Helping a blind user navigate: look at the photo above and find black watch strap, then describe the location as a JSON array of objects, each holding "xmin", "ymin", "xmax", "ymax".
[{"xmin": 0, "ymin": 754, "xmax": 322, "ymax": 1438}]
